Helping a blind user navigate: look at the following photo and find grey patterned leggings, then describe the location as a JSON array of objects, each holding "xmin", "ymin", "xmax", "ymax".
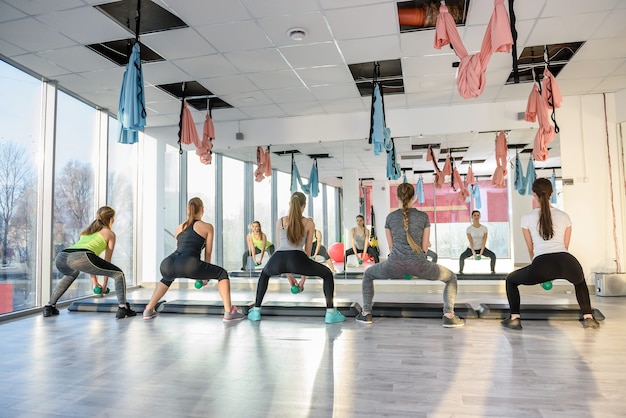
[
  {"xmin": 361, "ymin": 256, "xmax": 458, "ymax": 314},
  {"xmin": 50, "ymin": 249, "xmax": 127, "ymax": 305}
]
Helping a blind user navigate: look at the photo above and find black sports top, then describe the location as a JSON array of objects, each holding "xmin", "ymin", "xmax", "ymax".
[{"xmin": 175, "ymin": 220, "xmax": 206, "ymax": 256}]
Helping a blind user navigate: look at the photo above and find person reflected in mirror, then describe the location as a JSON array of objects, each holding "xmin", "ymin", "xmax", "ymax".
[
  {"xmin": 345, "ymin": 215, "xmax": 380, "ymax": 266},
  {"xmin": 286, "ymin": 228, "xmax": 336, "ymax": 292},
  {"xmin": 502, "ymin": 178, "xmax": 599, "ymax": 330},
  {"xmin": 43, "ymin": 206, "xmax": 136, "ymax": 319},
  {"xmin": 248, "ymin": 192, "xmax": 345, "ymax": 323},
  {"xmin": 241, "ymin": 221, "xmax": 274, "ymax": 270},
  {"xmin": 459, "ymin": 210, "xmax": 496, "ymax": 274},
  {"xmin": 356, "ymin": 183, "xmax": 465, "ymax": 328},
  {"xmin": 143, "ymin": 197, "xmax": 244, "ymax": 322}
]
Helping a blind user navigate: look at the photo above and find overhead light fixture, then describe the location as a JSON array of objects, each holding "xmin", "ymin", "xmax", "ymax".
[{"xmin": 287, "ymin": 27, "xmax": 308, "ymax": 41}]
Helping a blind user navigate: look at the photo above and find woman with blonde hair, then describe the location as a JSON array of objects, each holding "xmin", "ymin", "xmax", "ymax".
[
  {"xmin": 356, "ymin": 183, "xmax": 464, "ymax": 327},
  {"xmin": 502, "ymin": 178, "xmax": 599, "ymax": 330},
  {"xmin": 248, "ymin": 192, "xmax": 345, "ymax": 323},
  {"xmin": 43, "ymin": 206, "xmax": 136, "ymax": 319},
  {"xmin": 143, "ymin": 197, "xmax": 244, "ymax": 321},
  {"xmin": 241, "ymin": 221, "xmax": 274, "ymax": 270}
]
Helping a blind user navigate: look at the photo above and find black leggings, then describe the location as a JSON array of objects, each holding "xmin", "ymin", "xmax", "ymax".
[
  {"xmin": 505, "ymin": 252, "xmax": 592, "ymax": 315},
  {"xmin": 459, "ymin": 247, "xmax": 496, "ymax": 272},
  {"xmin": 242, "ymin": 245, "xmax": 275, "ymax": 269},
  {"xmin": 255, "ymin": 250, "xmax": 335, "ymax": 308},
  {"xmin": 345, "ymin": 247, "xmax": 379, "ymax": 263},
  {"xmin": 160, "ymin": 253, "xmax": 228, "ymax": 287}
]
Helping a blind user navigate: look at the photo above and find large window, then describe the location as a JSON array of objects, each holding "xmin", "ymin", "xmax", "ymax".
[
  {"xmin": 252, "ymin": 165, "xmax": 272, "ymax": 244},
  {"xmin": 221, "ymin": 157, "xmax": 244, "ymax": 271},
  {"xmin": 51, "ymin": 92, "xmax": 99, "ymax": 301},
  {"xmin": 107, "ymin": 116, "xmax": 137, "ymax": 286},
  {"xmin": 0, "ymin": 61, "xmax": 42, "ymax": 313},
  {"xmin": 187, "ymin": 153, "xmax": 216, "ymax": 226},
  {"xmin": 163, "ymin": 144, "xmax": 180, "ymax": 256},
  {"xmin": 276, "ymin": 171, "xmax": 292, "ymax": 219}
]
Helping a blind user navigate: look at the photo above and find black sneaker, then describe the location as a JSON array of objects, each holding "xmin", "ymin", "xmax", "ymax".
[
  {"xmin": 116, "ymin": 302, "xmax": 137, "ymax": 319},
  {"xmin": 501, "ymin": 316, "xmax": 522, "ymax": 330},
  {"xmin": 42, "ymin": 305, "xmax": 59, "ymax": 317},
  {"xmin": 442, "ymin": 314, "xmax": 465, "ymax": 328},
  {"xmin": 582, "ymin": 318, "xmax": 600, "ymax": 329},
  {"xmin": 355, "ymin": 311, "xmax": 372, "ymax": 324}
]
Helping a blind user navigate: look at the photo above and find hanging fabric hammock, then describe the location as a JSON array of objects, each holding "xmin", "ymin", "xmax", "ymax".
[
  {"xmin": 416, "ymin": 176, "xmax": 425, "ymax": 204},
  {"xmin": 471, "ymin": 183, "xmax": 482, "ymax": 210},
  {"xmin": 526, "ymin": 84, "xmax": 556, "ymax": 161},
  {"xmin": 290, "ymin": 154, "xmax": 319, "ymax": 197},
  {"xmin": 434, "ymin": 0, "xmax": 512, "ymax": 99},
  {"xmin": 427, "ymin": 145, "xmax": 446, "ymax": 188},
  {"xmin": 466, "ymin": 163, "xmax": 475, "ymax": 186},
  {"xmin": 386, "ymin": 138, "xmax": 402, "ymax": 180},
  {"xmin": 178, "ymin": 100, "xmax": 200, "ymax": 153},
  {"xmin": 541, "ymin": 67, "xmax": 562, "ymax": 134},
  {"xmin": 525, "ymin": 158, "xmax": 536, "ymax": 195},
  {"xmin": 196, "ymin": 102, "xmax": 215, "ymax": 165},
  {"xmin": 491, "ymin": 131, "xmax": 508, "ymax": 187},
  {"xmin": 117, "ymin": 42, "xmax": 146, "ymax": 144},
  {"xmin": 514, "ymin": 151, "xmax": 526, "ymax": 195},
  {"xmin": 254, "ymin": 146, "xmax": 272, "ymax": 182},
  {"xmin": 368, "ymin": 63, "xmax": 392, "ymax": 156}
]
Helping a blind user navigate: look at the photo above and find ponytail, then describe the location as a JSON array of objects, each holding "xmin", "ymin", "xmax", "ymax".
[
  {"xmin": 286, "ymin": 192, "xmax": 307, "ymax": 244},
  {"xmin": 532, "ymin": 178, "xmax": 554, "ymax": 240},
  {"xmin": 397, "ymin": 183, "xmax": 423, "ymax": 253},
  {"xmin": 182, "ymin": 197, "xmax": 204, "ymax": 231},
  {"xmin": 81, "ymin": 206, "xmax": 115, "ymax": 235}
]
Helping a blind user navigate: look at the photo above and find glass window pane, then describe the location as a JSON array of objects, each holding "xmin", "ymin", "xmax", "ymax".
[
  {"xmin": 276, "ymin": 171, "xmax": 291, "ymax": 219},
  {"xmin": 252, "ymin": 166, "xmax": 272, "ymax": 243},
  {"xmin": 0, "ymin": 61, "xmax": 42, "ymax": 312},
  {"xmin": 52, "ymin": 92, "xmax": 98, "ymax": 301},
  {"xmin": 107, "ymin": 116, "xmax": 137, "ymax": 286},
  {"xmin": 221, "ymin": 157, "xmax": 244, "ymax": 271},
  {"xmin": 164, "ymin": 144, "xmax": 180, "ymax": 256},
  {"xmin": 187, "ymin": 154, "xmax": 216, "ymax": 225},
  {"xmin": 327, "ymin": 187, "xmax": 337, "ymax": 245}
]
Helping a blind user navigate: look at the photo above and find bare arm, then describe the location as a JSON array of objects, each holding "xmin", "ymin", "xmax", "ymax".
[
  {"xmin": 351, "ymin": 228, "xmax": 357, "ymax": 254},
  {"xmin": 259, "ymin": 233, "xmax": 267, "ymax": 261},
  {"xmin": 466, "ymin": 232, "xmax": 475, "ymax": 255},
  {"xmin": 362, "ymin": 228, "xmax": 370, "ymax": 258},
  {"xmin": 103, "ymin": 229, "xmax": 116, "ymax": 262},
  {"xmin": 313, "ymin": 230, "xmax": 321, "ymax": 258},
  {"xmin": 564, "ymin": 226, "xmax": 572, "ymax": 250},
  {"xmin": 385, "ymin": 228, "xmax": 393, "ymax": 252},
  {"xmin": 204, "ymin": 223, "xmax": 214, "ymax": 263},
  {"xmin": 275, "ymin": 218, "xmax": 282, "ymax": 249},
  {"xmin": 303, "ymin": 219, "xmax": 314, "ymax": 255},
  {"xmin": 422, "ymin": 226, "xmax": 430, "ymax": 253},
  {"xmin": 522, "ymin": 228, "xmax": 534, "ymax": 259}
]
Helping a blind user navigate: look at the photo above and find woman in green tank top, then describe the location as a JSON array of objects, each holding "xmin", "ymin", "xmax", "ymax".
[
  {"xmin": 43, "ymin": 206, "xmax": 136, "ymax": 319},
  {"xmin": 241, "ymin": 221, "xmax": 275, "ymax": 270}
]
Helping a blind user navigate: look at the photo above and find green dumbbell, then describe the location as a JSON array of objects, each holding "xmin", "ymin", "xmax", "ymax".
[{"xmin": 541, "ymin": 281, "xmax": 553, "ymax": 290}]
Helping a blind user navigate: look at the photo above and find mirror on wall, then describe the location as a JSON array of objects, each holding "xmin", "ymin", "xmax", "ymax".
[{"xmin": 217, "ymin": 128, "xmax": 561, "ymax": 278}]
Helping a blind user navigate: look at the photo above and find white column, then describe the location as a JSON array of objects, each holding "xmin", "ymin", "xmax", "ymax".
[
  {"xmin": 342, "ymin": 168, "xmax": 360, "ymax": 247},
  {"xmin": 371, "ymin": 179, "xmax": 391, "ymax": 258}
]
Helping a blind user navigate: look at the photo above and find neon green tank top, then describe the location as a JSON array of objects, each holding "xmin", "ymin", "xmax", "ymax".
[
  {"xmin": 251, "ymin": 234, "xmax": 272, "ymax": 250},
  {"xmin": 69, "ymin": 231, "xmax": 108, "ymax": 255}
]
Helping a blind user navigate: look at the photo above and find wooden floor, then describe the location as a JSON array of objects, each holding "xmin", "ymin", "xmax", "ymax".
[{"xmin": 1, "ymin": 279, "xmax": 625, "ymax": 418}]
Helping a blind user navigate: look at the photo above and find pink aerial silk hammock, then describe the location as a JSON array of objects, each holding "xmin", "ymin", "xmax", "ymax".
[
  {"xmin": 434, "ymin": 0, "xmax": 513, "ymax": 99},
  {"xmin": 525, "ymin": 84, "xmax": 556, "ymax": 161},
  {"xmin": 196, "ymin": 113, "xmax": 214, "ymax": 165},
  {"xmin": 491, "ymin": 131, "xmax": 508, "ymax": 187},
  {"xmin": 179, "ymin": 101, "xmax": 215, "ymax": 165},
  {"xmin": 427, "ymin": 145, "xmax": 446, "ymax": 188},
  {"xmin": 254, "ymin": 146, "xmax": 272, "ymax": 182}
]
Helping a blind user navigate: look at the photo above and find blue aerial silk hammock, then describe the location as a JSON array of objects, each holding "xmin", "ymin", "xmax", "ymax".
[
  {"xmin": 550, "ymin": 170, "xmax": 557, "ymax": 203},
  {"xmin": 471, "ymin": 183, "xmax": 482, "ymax": 209},
  {"xmin": 290, "ymin": 155, "xmax": 319, "ymax": 197},
  {"xmin": 386, "ymin": 138, "xmax": 401, "ymax": 180},
  {"xmin": 416, "ymin": 176, "xmax": 425, "ymax": 204},
  {"xmin": 118, "ymin": 42, "xmax": 146, "ymax": 144},
  {"xmin": 525, "ymin": 158, "xmax": 536, "ymax": 196},
  {"xmin": 370, "ymin": 83, "xmax": 386, "ymax": 156},
  {"xmin": 514, "ymin": 152, "xmax": 527, "ymax": 195}
]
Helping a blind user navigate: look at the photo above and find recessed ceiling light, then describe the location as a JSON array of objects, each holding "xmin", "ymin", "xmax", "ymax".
[{"xmin": 287, "ymin": 27, "xmax": 308, "ymax": 41}]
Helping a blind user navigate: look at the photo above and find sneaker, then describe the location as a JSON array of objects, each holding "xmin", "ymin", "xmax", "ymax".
[
  {"xmin": 116, "ymin": 302, "xmax": 137, "ymax": 319},
  {"xmin": 501, "ymin": 316, "xmax": 522, "ymax": 330},
  {"xmin": 223, "ymin": 306, "xmax": 245, "ymax": 322},
  {"xmin": 442, "ymin": 314, "xmax": 465, "ymax": 328},
  {"xmin": 325, "ymin": 308, "xmax": 346, "ymax": 324},
  {"xmin": 143, "ymin": 308, "xmax": 157, "ymax": 320},
  {"xmin": 582, "ymin": 317, "xmax": 600, "ymax": 329},
  {"xmin": 248, "ymin": 306, "xmax": 261, "ymax": 321},
  {"xmin": 355, "ymin": 311, "xmax": 373, "ymax": 324},
  {"xmin": 42, "ymin": 305, "xmax": 59, "ymax": 317}
]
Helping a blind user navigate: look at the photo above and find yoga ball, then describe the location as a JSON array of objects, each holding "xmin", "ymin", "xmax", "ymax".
[{"xmin": 328, "ymin": 242, "xmax": 344, "ymax": 263}]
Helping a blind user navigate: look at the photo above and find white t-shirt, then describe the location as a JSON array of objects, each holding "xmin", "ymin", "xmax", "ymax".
[
  {"xmin": 521, "ymin": 207, "xmax": 572, "ymax": 258},
  {"xmin": 466, "ymin": 225, "xmax": 488, "ymax": 250}
]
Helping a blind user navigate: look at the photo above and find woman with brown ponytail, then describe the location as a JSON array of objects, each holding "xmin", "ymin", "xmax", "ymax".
[
  {"xmin": 356, "ymin": 183, "xmax": 465, "ymax": 327},
  {"xmin": 43, "ymin": 206, "xmax": 136, "ymax": 319},
  {"xmin": 248, "ymin": 192, "xmax": 345, "ymax": 323},
  {"xmin": 502, "ymin": 178, "xmax": 599, "ymax": 330},
  {"xmin": 142, "ymin": 197, "xmax": 244, "ymax": 321}
]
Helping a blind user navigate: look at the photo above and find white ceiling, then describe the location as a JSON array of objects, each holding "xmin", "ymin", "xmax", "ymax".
[{"xmin": 1, "ymin": 0, "xmax": 624, "ymax": 186}]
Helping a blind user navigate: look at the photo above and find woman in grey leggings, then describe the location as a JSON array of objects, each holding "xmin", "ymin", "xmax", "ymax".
[
  {"xmin": 356, "ymin": 183, "xmax": 465, "ymax": 328},
  {"xmin": 43, "ymin": 206, "xmax": 136, "ymax": 319}
]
